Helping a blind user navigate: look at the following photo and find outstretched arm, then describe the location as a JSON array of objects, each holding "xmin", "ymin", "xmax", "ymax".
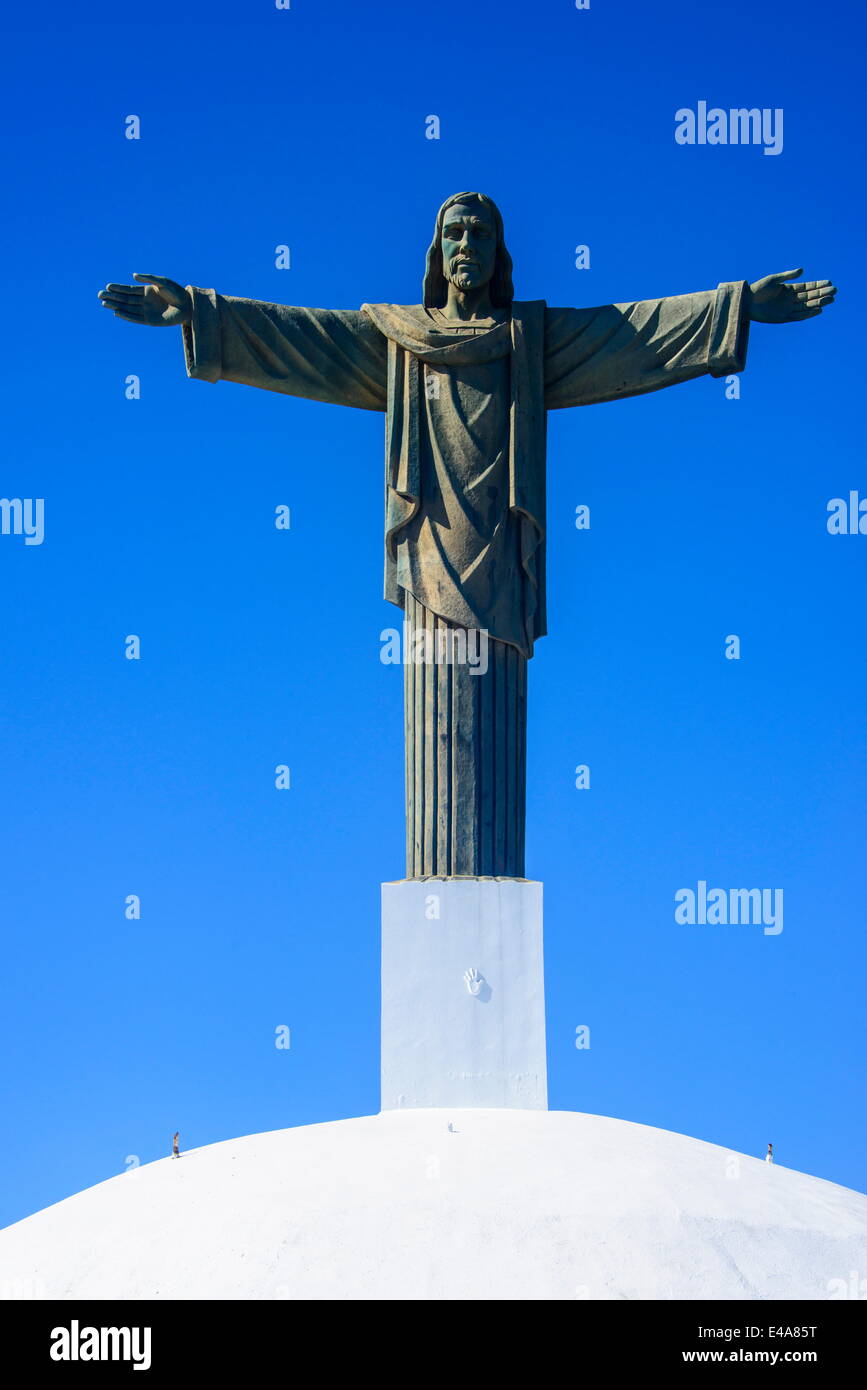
[
  {"xmin": 99, "ymin": 275, "xmax": 388, "ymax": 412},
  {"xmin": 544, "ymin": 270, "xmax": 836, "ymax": 410}
]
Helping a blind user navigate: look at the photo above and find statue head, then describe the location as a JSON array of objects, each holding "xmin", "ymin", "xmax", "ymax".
[{"xmin": 423, "ymin": 192, "xmax": 514, "ymax": 309}]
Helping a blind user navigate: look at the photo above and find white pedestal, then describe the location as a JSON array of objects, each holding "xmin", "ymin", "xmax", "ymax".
[{"xmin": 381, "ymin": 878, "xmax": 547, "ymax": 1110}]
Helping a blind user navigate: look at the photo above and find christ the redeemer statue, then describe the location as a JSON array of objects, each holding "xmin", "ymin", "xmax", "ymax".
[{"xmin": 99, "ymin": 191, "xmax": 835, "ymax": 880}]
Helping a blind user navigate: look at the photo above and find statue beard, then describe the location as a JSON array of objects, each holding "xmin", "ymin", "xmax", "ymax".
[{"xmin": 445, "ymin": 261, "xmax": 488, "ymax": 293}]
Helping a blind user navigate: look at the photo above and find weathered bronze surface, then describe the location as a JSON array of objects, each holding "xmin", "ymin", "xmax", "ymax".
[{"xmin": 99, "ymin": 192, "xmax": 835, "ymax": 877}]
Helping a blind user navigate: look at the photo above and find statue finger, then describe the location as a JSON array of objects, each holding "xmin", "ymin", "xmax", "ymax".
[
  {"xmin": 751, "ymin": 268, "xmax": 802, "ymax": 295},
  {"xmin": 754, "ymin": 268, "xmax": 803, "ymax": 291},
  {"xmin": 105, "ymin": 283, "xmax": 145, "ymax": 295},
  {"xmin": 100, "ymin": 289, "xmax": 144, "ymax": 306},
  {"xmin": 132, "ymin": 273, "xmax": 181, "ymax": 295},
  {"xmin": 100, "ymin": 293, "xmax": 143, "ymax": 311},
  {"xmin": 108, "ymin": 305, "xmax": 146, "ymax": 322},
  {"xmin": 134, "ymin": 274, "xmax": 187, "ymax": 308}
]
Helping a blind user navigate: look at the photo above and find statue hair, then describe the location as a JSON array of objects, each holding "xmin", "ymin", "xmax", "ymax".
[{"xmin": 423, "ymin": 192, "xmax": 514, "ymax": 308}]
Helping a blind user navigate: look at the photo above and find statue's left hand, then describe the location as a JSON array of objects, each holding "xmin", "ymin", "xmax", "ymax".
[{"xmin": 749, "ymin": 268, "xmax": 836, "ymax": 323}]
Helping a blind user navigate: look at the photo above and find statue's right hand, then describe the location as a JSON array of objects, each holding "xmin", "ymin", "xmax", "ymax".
[{"xmin": 98, "ymin": 274, "xmax": 192, "ymax": 326}]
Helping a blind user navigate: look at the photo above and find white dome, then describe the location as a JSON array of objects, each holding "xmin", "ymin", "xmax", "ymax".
[{"xmin": 2, "ymin": 1109, "xmax": 865, "ymax": 1300}]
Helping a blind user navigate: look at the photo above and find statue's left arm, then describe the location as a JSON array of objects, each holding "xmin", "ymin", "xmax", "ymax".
[{"xmin": 544, "ymin": 269, "xmax": 835, "ymax": 409}]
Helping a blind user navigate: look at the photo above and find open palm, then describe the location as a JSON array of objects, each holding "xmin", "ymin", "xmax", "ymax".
[
  {"xmin": 749, "ymin": 268, "xmax": 836, "ymax": 323},
  {"xmin": 98, "ymin": 274, "xmax": 192, "ymax": 326}
]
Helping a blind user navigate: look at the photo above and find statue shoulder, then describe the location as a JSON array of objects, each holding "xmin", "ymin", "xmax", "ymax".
[{"xmin": 361, "ymin": 302, "xmax": 427, "ymax": 326}]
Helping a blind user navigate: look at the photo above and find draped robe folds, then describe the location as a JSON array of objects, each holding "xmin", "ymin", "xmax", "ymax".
[{"xmin": 182, "ymin": 281, "xmax": 750, "ymax": 877}]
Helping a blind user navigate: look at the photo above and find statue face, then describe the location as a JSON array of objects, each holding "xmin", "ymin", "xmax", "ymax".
[{"xmin": 441, "ymin": 202, "xmax": 497, "ymax": 293}]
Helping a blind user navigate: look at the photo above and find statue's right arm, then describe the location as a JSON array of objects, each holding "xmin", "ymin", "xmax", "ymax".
[{"xmin": 99, "ymin": 275, "xmax": 388, "ymax": 412}]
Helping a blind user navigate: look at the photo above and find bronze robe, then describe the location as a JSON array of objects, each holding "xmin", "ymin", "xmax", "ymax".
[{"xmin": 182, "ymin": 283, "xmax": 749, "ymax": 876}]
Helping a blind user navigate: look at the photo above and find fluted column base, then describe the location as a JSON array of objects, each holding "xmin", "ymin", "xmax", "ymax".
[{"xmin": 403, "ymin": 592, "xmax": 527, "ymax": 879}]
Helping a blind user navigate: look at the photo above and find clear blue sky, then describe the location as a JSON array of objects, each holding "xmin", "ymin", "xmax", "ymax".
[{"xmin": 1, "ymin": 0, "xmax": 864, "ymax": 1228}]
